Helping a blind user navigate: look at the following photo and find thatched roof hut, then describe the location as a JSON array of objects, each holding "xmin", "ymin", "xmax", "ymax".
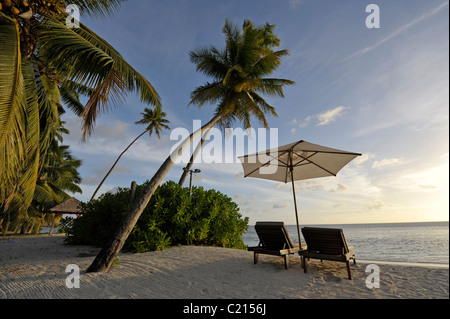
[
  {"xmin": 48, "ymin": 197, "xmax": 82, "ymax": 234},
  {"xmin": 49, "ymin": 197, "xmax": 82, "ymax": 215}
]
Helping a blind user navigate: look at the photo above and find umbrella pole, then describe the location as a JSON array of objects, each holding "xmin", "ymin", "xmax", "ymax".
[{"xmin": 290, "ymin": 167, "xmax": 302, "ymax": 250}]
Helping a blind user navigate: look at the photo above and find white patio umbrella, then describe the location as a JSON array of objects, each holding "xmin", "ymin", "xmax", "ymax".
[{"xmin": 238, "ymin": 140, "xmax": 361, "ymax": 249}]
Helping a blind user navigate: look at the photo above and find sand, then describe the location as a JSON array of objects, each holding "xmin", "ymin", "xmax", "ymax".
[{"xmin": 0, "ymin": 235, "xmax": 448, "ymax": 299}]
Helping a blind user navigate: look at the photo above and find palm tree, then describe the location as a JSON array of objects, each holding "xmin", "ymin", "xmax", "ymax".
[
  {"xmin": 87, "ymin": 19, "xmax": 295, "ymax": 273},
  {"xmin": 29, "ymin": 142, "xmax": 82, "ymax": 234},
  {"xmin": 0, "ymin": 1, "xmax": 161, "ymax": 215},
  {"xmin": 2, "ymin": 135, "xmax": 83, "ymax": 234},
  {"xmin": 89, "ymin": 108, "xmax": 170, "ymax": 202},
  {"xmin": 179, "ymin": 19, "xmax": 295, "ymax": 186}
]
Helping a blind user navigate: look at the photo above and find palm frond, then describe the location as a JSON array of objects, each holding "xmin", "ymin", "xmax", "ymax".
[
  {"xmin": 19, "ymin": 60, "xmax": 42, "ymax": 209},
  {"xmin": 82, "ymin": 65, "xmax": 127, "ymax": 138},
  {"xmin": 222, "ymin": 65, "xmax": 246, "ymax": 87},
  {"xmin": 248, "ymin": 91, "xmax": 278, "ymax": 118},
  {"xmin": 250, "ymin": 49, "xmax": 290, "ymax": 77},
  {"xmin": 189, "ymin": 82, "xmax": 224, "ymax": 108},
  {"xmin": 58, "ymin": 82, "xmax": 85, "ymax": 116},
  {"xmin": 0, "ymin": 13, "xmax": 27, "ymax": 206},
  {"xmin": 69, "ymin": 0, "xmax": 125, "ymax": 18},
  {"xmin": 255, "ymin": 78, "xmax": 295, "ymax": 97},
  {"xmin": 37, "ymin": 17, "xmax": 161, "ymax": 139},
  {"xmin": 33, "ymin": 65, "xmax": 61, "ymax": 161},
  {"xmin": 190, "ymin": 19, "xmax": 294, "ymax": 131},
  {"xmin": 73, "ymin": 21, "xmax": 161, "ymax": 107},
  {"xmin": 189, "ymin": 46, "xmax": 229, "ymax": 80},
  {"xmin": 222, "ymin": 19, "xmax": 241, "ymax": 63}
]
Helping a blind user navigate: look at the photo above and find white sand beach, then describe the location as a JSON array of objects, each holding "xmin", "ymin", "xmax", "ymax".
[{"xmin": 0, "ymin": 235, "xmax": 448, "ymax": 299}]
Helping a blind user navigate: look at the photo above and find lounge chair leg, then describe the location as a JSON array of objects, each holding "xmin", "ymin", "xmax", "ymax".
[
  {"xmin": 303, "ymin": 257, "xmax": 308, "ymax": 273},
  {"xmin": 346, "ymin": 261, "xmax": 352, "ymax": 280},
  {"xmin": 284, "ymin": 254, "xmax": 290, "ymax": 270},
  {"xmin": 254, "ymin": 252, "xmax": 258, "ymax": 264}
]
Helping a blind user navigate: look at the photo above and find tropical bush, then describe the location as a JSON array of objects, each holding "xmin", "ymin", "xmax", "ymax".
[{"xmin": 64, "ymin": 181, "xmax": 248, "ymax": 252}]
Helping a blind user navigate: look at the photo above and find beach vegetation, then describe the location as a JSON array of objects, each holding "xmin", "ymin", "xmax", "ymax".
[
  {"xmin": 88, "ymin": 18, "xmax": 293, "ymax": 272},
  {"xmin": 1, "ymin": 127, "xmax": 82, "ymax": 235},
  {"xmin": 64, "ymin": 181, "xmax": 248, "ymax": 252}
]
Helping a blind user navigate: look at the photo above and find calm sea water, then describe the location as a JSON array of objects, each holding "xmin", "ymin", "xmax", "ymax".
[{"xmin": 243, "ymin": 221, "xmax": 449, "ymax": 265}]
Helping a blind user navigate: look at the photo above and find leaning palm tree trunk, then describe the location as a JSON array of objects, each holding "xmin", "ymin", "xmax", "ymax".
[
  {"xmin": 87, "ymin": 114, "xmax": 223, "ymax": 273},
  {"xmin": 90, "ymin": 130, "xmax": 147, "ymax": 202},
  {"xmin": 178, "ymin": 127, "xmax": 213, "ymax": 186}
]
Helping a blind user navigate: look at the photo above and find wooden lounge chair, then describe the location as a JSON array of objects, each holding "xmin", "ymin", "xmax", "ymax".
[
  {"xmin": 248, "ymin": 222, "xmax": 300, "ymax": 269},
  {"xmin": 300, "ymin": 227, "xmax": 356, "ymax": 279}
]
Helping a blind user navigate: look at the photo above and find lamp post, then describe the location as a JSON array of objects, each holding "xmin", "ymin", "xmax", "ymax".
[{"xmin": 184, "ymin": 168, "xmax": 201, "ymax": 197}]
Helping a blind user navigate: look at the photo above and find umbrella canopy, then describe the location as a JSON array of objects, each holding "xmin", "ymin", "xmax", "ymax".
[
  {"xmin": 238, "ymin": 140, "xmax": 361, "ymax": 249},
  {"xmin": 239, "ymin": 140, "xmax": 361, "ymax": 182}
]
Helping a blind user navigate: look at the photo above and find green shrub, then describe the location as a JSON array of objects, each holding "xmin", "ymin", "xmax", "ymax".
[{"xmin": 65, "ymin": 181, "xmax": 248, "ymax": 252}]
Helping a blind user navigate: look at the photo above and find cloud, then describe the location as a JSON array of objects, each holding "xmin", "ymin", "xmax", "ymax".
[
  {"xmin": 372, "ymin": 158, "xmax": 402, "ymax": 168},
  {"xmin": 234, "ymin": 172, "xmax": 244, "ymax": 179},
  {"xmin": 316, "ymin": 106, "xmax": 348, "ymax": 126},
  {"xmin": 296, "ymin": 107, "xmax": 348, "ymax": 128},
  {"xmin": 419, "ymin": 185, "xmax": 437, "ymax": 190},
  {"xmin": 79, "ymin": 175, "xmax": 102, "ymax": 186},
  {"xmin": 329, "ymin": 183, "xmax": 348, "ymax": 193},
  {"xmin": 299, "ymin": 116, "xmax": 312, "ymax": 128},
  {"xmin": 289, "ymin": 0, "xmax": 303, "ymax": 8},
  {"xmin": 273, "ymin": 202, "xmax": 291, "ymax": 209},
  {"xmin": 274, "ymin": 179, "xmax": 327, "ymax": 193},
  {"xmin": 353, "ymin": 153, "xmax": 375, "ymax": 165},
  {"xmin": 367, "ymin": 200, "xmax": 392, "ymax": 210},
  {"xmin": 396, "ymin": 164, "xmax": 448, "ymax": 192},
  {"xmin": 94, "ymin": 120, "xmax": 130, "ymax": 139}
]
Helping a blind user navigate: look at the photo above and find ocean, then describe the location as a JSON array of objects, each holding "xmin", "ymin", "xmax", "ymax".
[{"xmin": 243, "ymin": 221, "xmax": 449, "ymax": 265}]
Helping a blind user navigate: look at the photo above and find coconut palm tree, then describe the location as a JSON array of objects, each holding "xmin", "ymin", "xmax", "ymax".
[
  {"xmin": 0, "ymin": 0, "xmax": 161, "ymax": 215},
  {"xmin": 87, "ymin": 19, "xmax": 295, "ymax": 273},
  {"xmin": 27, "ymin": 142, "xmax": 82, "ymax": 234},
  {"xmin": 1, "ymin": 135, "xmax": 83, "ymax": 234},
  {"xmin": 89, "ymin": 108, "xmax": 170, "ymax": 202},
  {"xmin": 179, "ymin": 19, "xmax": 295, "ymax": 185}
]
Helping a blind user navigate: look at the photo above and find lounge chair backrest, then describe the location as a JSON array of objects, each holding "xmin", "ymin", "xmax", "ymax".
[
  {"xmin": 255, "ymin": 222, "xmax": 295, "ymax": 249},
  {"xmin": 301, "ymin": 227, "xmax": 350, "ymax": 255}
]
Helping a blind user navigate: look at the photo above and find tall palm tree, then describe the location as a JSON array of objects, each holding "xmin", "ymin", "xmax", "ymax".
[
  {"xmin": 0, "ymin": 0, "xmax": 161, "ymax": 215},
  {"xmin": 90, "ymin": 108, "xmax": 170, "ymax": 202},
  {"xmin": 87, "ymin": 19, "xmax": 295, "ymax": 273},
  {"xmin": 179, "ymin": 19, "xmax": 295, "ymax": 185}
]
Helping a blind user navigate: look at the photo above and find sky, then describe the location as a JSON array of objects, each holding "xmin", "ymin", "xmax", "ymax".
[{"xmin": 61, "ymin": 0, "xmax": 449, "ymax": 225}]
